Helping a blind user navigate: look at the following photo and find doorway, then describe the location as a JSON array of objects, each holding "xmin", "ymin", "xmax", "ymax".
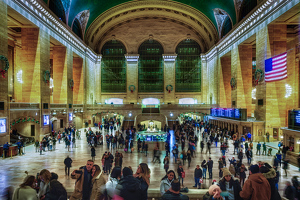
[
  {"xmin": 273, "ymin": 128, "xmax": 278, "ymax": 140},
  {"xmin": 31, "ymin": 125, "xmax": 35, "ymax": 136}
]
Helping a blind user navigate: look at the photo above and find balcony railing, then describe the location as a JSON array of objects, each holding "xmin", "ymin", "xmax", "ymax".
[
  {"xmin": 50, "ymin": 104, "xmax": 67, "ymax": 109},
  {"xmin": 9, "ymin": 103, "xmax": 40, "ymax": 110}
]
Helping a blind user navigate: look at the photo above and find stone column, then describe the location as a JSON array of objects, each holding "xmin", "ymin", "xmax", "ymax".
[
  {"xmin": 220, "ymin": 56, "xmax": 231, "ymax": 108},
  {"xmin": 15, "ymin": 28, "xmax": 41, "ymax": 103},
  {"xmin": 201, "ymin": 54, "xmax": 208, "ymax": 104},
  {"xmin": 39, "ymin": 29, "xmax": 51, "ymax": 140},
  {"xmin": 125, "ymin": 54, "xmax": 139, "ymax": 104},
  {"xmin": 163, "ymin": 54, "xmax": 177, "ymax": 103},
  {"xmin": 231, "ymin": 45, "xmax": 252, "ymax": 115},
  {"xmin": 256, "ymin": 25, "xmax": 287, "ymax": 141},
  {"xmin": 52, "ymin": 47, "xmax": 73, "ymax": 104},
  {"xmin": 73, "ymin": 57, "xmax": 84, "ymax": 104},
  {"xmin": 0, "ymin": 0, "xmax": 8, "ymax": 144},
  {"xmin": 94, "ymin": 55, "xmax": 101, "ymax": 103}
]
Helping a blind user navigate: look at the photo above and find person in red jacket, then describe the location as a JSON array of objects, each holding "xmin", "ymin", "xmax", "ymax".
[{"xmin": 239, "ymin": 164, "xmax": 271, "ymax": 200}]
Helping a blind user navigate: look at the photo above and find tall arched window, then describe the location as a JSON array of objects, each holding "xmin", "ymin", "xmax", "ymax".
[
  {"xmin": 72, "ymin": 19, "xmax": 82, "ymax": 39},
  {"xmin": 240, "ymin": 0, "xmax": 257, "ymax": 20},
  {"xmin": 49, "ymin": 0, "xmax": 66, "ymax": 23},
  {"xmin": 138, "ymin": 40, "xmax": 164, "ymax": 92},
  {"xmin": 221, "ymin": 17, "xmax": 232, "ymax": 38},
  {"xmin": 175, "ymin": 39, "xmax": 201, "ymax": 92},
  {"xmin": 101, "ymin": 40, "xmax": 127, "ymax": 93}
]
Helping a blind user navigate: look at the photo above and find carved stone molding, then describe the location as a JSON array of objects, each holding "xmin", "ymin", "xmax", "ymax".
[
  {"xmin": 163, "ymin": 54, "xmax": 177, "ymax": 62},
  {"xmin": 213, "ymin": 8, "xmax": 233, "ymax": 38},
  {"xmin": 72, "ymin": 10, "xmax": 90, "ymax": 39}
]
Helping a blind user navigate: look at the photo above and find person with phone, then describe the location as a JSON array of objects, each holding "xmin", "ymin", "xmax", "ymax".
[{"xmin": 70, "ymin": 160, "xmax": 94, "ymax": 200}]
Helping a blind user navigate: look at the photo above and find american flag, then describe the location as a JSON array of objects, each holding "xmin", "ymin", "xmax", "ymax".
[{"xmin": 265, "ymin": 52, "xmax": 287, "ymax": 82}]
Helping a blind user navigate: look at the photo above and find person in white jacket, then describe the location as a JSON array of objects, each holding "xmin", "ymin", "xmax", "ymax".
[
  {"xmin": 159, "ymin": 170, "xmax": 176, "ymax": 196},
  {"xmin": 13, "ymin": 175, "xmax": 38, "ymax": 200},
  {"xmin": 106, "ymin": 167, "xmax": 121, "ymax": 199}
]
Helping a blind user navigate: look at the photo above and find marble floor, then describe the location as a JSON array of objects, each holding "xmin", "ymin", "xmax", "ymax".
[{"xmin": 0, "ymin": 128, "xmax": 298, "ymax": 198}]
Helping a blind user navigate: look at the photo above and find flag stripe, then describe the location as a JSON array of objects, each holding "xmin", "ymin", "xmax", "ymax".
[{"xmin": 265, "ymin": 52, "xmax": 287, "ymax": 82}]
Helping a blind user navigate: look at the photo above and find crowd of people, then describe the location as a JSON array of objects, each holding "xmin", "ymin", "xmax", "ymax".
[{"xmin": 2, "ymin": 116, "xmax": 300, "ymax": 200}]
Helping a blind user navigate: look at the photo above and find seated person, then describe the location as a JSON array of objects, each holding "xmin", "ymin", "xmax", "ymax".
[{"xmin": 161, "ymin": 179, "xmax": 189, "ymax": 200}]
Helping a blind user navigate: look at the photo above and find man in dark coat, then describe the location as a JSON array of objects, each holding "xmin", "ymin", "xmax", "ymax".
[
  {"xmin": 64, "ymin": 155, "xmax": 73, "ymax": 176},
  {"xmin": 284, "ymin": 181, "xmax": 296, "ymax": 200},
  {"xmin": 115, "ymin": 167, "xmax": 142, "ymax": 200},
  {"xmin": 161, "ymin": 179, "xmax": 189, "ymax": 200},
  {"xmin": 193, "ymin": 165, "xmax": 202, "ymax": 189}
]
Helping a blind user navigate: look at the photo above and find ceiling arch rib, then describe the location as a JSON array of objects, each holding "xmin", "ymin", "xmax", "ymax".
[
  {"xmin": 95, "ymin": 17, "xmax": 207, "ymax": 54},
  {"xmin": 85, "ymin": 1, "xmax": 219, "ymax": 50},
  {"xmin": 60, "ymin": 0, "xmax": 72, "ymax": 24},
  {"xmin": 213, "ymin": 8, "xmax": 233, "ymax": 39},
  {"xmin": 71, "ymin": 10, "xmax": 90, "ymax": 40}
]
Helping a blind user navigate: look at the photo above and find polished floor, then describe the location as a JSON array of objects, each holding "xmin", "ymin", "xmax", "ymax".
[{"xmin": 0, "ymin": 127, "xmax": 298, "ymax": 198}]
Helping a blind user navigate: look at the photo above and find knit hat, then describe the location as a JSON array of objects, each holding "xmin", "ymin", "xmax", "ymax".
[
  {"xmin": 208, "ymin": 184, "xmax": 222, "ymax": 195},
  {"xmin": 122, "ymin": 167, "xmax": 133, "ymax": 177},
  {"xmin": 249, "ymin": 164, "xmax": 259, "ymax": 174},
  {"xmin": 222, "ymin": 168, "xmax": 232, "ymax": 178}
]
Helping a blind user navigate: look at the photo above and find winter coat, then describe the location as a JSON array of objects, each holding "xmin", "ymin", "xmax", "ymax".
[
  {"xmin": 194, "ymin": 168, "xmax": 202, "ymax": 178},
  {"xmin": 160, "ymin": 178, "xmax": 173, "ymax": 195},
  {"xmin": 12, "ymin": 186, "xmax": 38, "ymax": 200},
  {"xmin": 70, "ymin": 167, "xmax": 91, "ymax": 200},
  {"xmin": 262, "ymin": 168, "xmax": 281, "ymax": 200},
  {"xmin": 207, "ymin": 160, "xmax": 213, "ymax": 169},
  {"xmin": 161, "ymin": 190, "xmax": 189, "ymax": 200},
  {"xmin": 90, "ymin": 171, "xmax": 106, "ymax": 200},
  {"xmin": 115, "ymin": 175, "xmax": 142, "ymax": 200},
  {"xmin": 91, "ymin": 148, "xmax": 96, "ymax": 157},
  {"xmin": 218, "ymin": 177, "xmax": 242, "ymax": 200},
  {"xmin": 136, "ymin": 176, "xmax": 149, "ymax": 200},
  {"xmin": 239, "ymin": 173, "xmax": 271, "ymax": 200},
  {"xmin": 64, "ymin": 157, "xmax": 72, "ymax": 167}
]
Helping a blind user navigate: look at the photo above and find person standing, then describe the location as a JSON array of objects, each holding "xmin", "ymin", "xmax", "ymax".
[
  {"xmin": 70, "ymin": 160, "xmax": 94, "ymax": 200},
  {"xmin": 91, "ymin": 146, "xmax": 96, "ymax": 161},
  {"xmin": 193, "ymin": 165, "xmax": 202, "ymax": 189},
  {"xmin": 262, "ymin": 142, "xmax": 267, "ymax": 155},
  {"xmin": 239, "ymin": 164, "xmax": 247, "ymax": 187},
  {"xmin": 256, "ymin": 142, "xmax": 261, "ymax": 155},
  {"xmin": 201, "ymin": 160, "xmax": 207, "ymax": 179},
  {"xmin": 266, "ymin": 132, "xmax": 270, "ymax": 142},
  {"xmin": 200, "ymin": 140, "xmax": 204, "ymax": 153},
  {"xmin": 246, "ymin": 148, "xmax": 253, "ymax": 165},
  {"xmin": 207, "ymin": 157, "xmax": 213, "ymax": 179},
  {"xmin": 177, "ymin": 165, "xmax": 185, "ymax": 187},
  {"xmin": 163, "ymin": 156, "xmax": 170, "ymax": 174},
  {"xmin": 206, "ymin": 141, "xmax": 211, "ymax": 154},
  {"xmin": 283, "ymin": 159, "xmax": 289, "ymax": 177},
  {"xmin": 64, "ymin": 156, "xmax": 72, "ymax": 176},
  {"xmin": 239, "ymin": 164, "xmax": 271, "ymax": 200},
  {"xmin": 35, "ymin": 140, "xmax": 39, "ymax": 153}
]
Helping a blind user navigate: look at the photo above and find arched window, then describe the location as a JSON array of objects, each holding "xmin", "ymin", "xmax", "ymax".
[
  {"xmin": 138, "ymin": 40, "xmax": 164, "ymax": 93},
  {"xmin": 49, "ymin": 0, "xmax": 66, "ymax": 23},
  {"xmin": 101, "ymin": 40, "xmax": 127, "ymax": 93},
  {"xmin": 72, "ymin": 19, "xmax": 82, "ymax": 39},
  {"xmin": 221, "ymin": 17, "xmax": 232, "ymax": 38},
  {"xmin": 175, "ymin": 39, "xmax": 201, "ymax": 92},
  {"xmin": 240, "ymin": 0, "xmax": 257, "ymax": 20}
]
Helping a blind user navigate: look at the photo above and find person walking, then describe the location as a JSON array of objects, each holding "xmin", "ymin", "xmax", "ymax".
[
  {"xmin": 163, "ymin": 156, "xmax": 170, "ymax": 174},
  {"xmin": 201, "ymin": 160, "xmax": 207, "ymax": 179},
  {"xmin": 35, "ymin": 140, "xmax": 39, "ymax": 153},
  {"xmin": 200, "ymin": 140, "xmax": 204, "ymax": 153},
  {"xmin": 239, "ymin": 164, "xmax": 247, "ymax": 187},
  {"xmin": 206, "ymin": 141, "xmax": 211, "ymax": 154},
  {"xmin": 91, "ymin": 146, "xmax": 96, "ymax": 161},
  {"xmin": 193, "ymin": 165, "xmax": 202, "ymax": 189},
  {"xmin": 64, "ymin": 156, "xmax": 72, "ymax": 176},
  {"xmin": 207, "ymin": 157, "xmax": 213, "ymax": 179},
  {"xmin": 246, "ymin": 148, "xmax": 253, "ymax": 165}
]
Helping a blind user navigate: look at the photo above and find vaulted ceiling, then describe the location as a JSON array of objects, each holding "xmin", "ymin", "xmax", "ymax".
[{"xmin": 67, "ymin": 0, "xmax": 237, "ymax": 30}]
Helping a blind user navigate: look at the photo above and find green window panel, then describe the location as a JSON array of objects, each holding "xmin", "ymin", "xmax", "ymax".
[
  {"xmin": 101, "ymin": 40, "xmax": 127, "ymax": 93},
  {"xmin": 72, "ymin": 18, "xmax": 82, "ymax": 39},
  {"xmin": 138, "ymin": 40, "xmax": 164, "ymax": 93},
  {"xmin": 221, "ymin": 16, "xmax": 232, "ymax": 38},
  {"xmin": 175, "ymin": 39, "xmax": 201, "ymax": 92}
]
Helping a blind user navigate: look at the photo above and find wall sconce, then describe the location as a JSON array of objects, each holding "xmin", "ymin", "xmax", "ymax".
[
  {"xmin": 170, "ymin": 113, "xmax": 173, "ymax": 117},
  {"xmin": 280, "ymin": 135, "xmax": 283, "ymax": 139},
  {"xmin": 297, "ymin": 139, "xmax": 300, "ymax": 144},
  {"xmin": 129, "ymin": 113, "xmax": 132, "ymax": 117}
]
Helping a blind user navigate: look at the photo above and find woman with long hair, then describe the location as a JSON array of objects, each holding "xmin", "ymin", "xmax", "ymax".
[
  {"xmin": 217, "ymin": 168, "xmax": 242, "ymax": 200},
  {"xmin": 90, "ymin": 164, "xmax": 106, "ymax": 200},
  {"xmin": 239, "ymin": 164, "xmax": 247, "ymax": 187},
  {"xmin": 106, "ymin": 167, "xmax": 122, "ymax": 200},
  {"xmin": 38, "ymin": 169, "xmax": 52, "ymax": 199},
  {"xmin": 44, "ymin": 180, "xmax": 67, "ymax": 200},
  {"xmin": 159, "ymin": 170, "xmax": 176, "ymax": 195},
  {"xmin": 12, "ymin": 175, "xmax": 37, "ymax": 200},
  {"xmin": 201, "ymin": 160, "xmax": 207, "ymax": 179},
  {"xmin": 134, "ymin": 163, "xmax": 150, "ymax": 200}
]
